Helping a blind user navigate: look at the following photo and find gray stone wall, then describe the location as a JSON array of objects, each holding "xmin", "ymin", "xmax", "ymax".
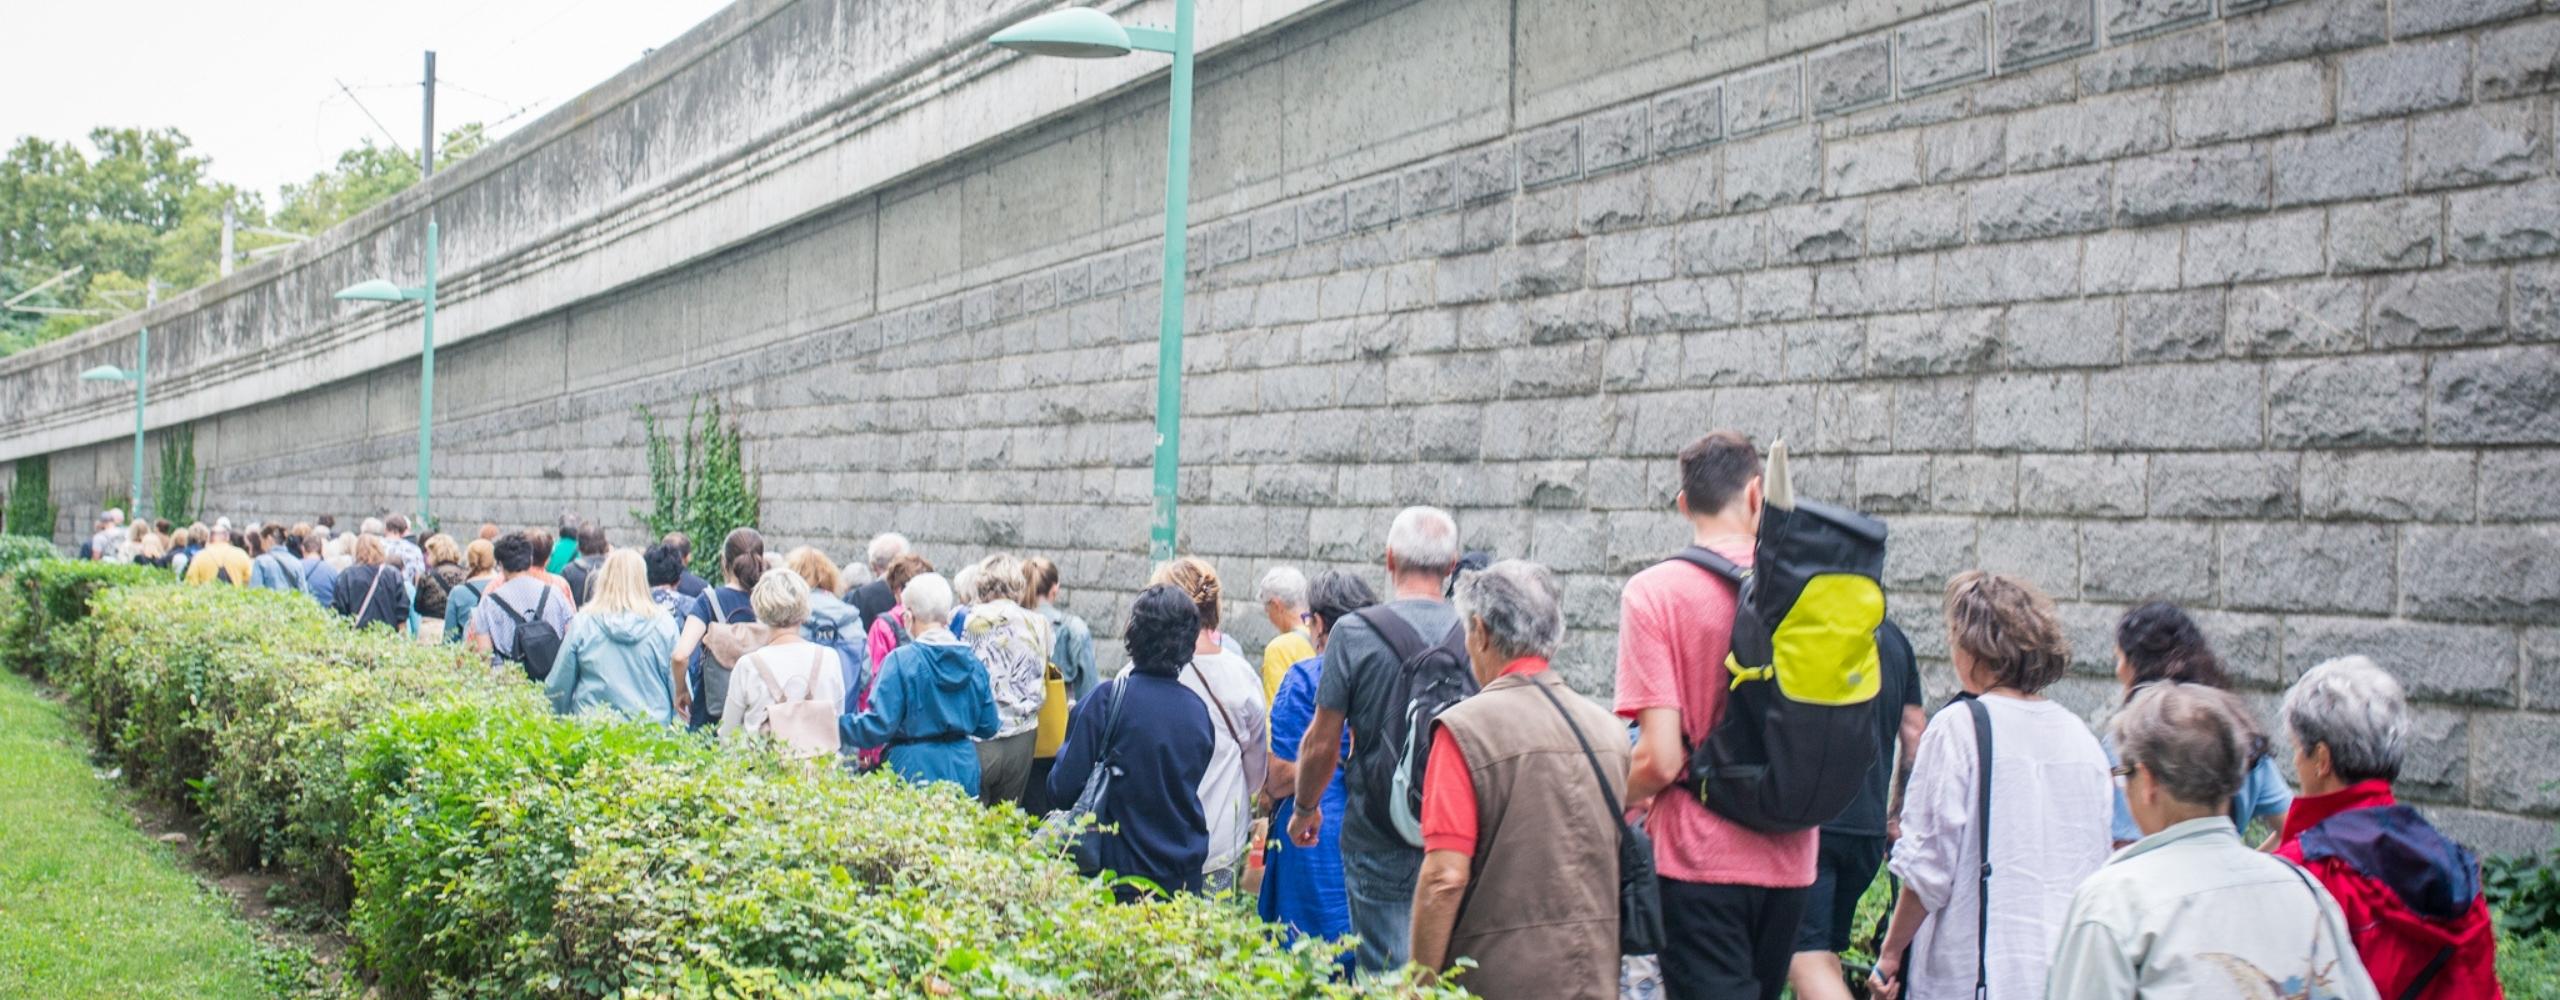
[{"xmin": 7, "ymin": 0, "xmax": 2558, "ymax": 849}]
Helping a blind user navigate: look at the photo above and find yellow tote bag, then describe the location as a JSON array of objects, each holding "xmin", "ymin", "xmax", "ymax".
[{"xmin": 1034, "ymin": 663, "xmax": 1071, "ymax": 758}]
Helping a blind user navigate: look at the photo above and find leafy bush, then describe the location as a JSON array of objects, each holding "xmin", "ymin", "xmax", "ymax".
[
  {"xmin": 2489, "ymin": 849, "xmax": 2560, "ymax": 940},
  {"xmin": 3, "ymin": 559, "xmax": 168, "ymax": 678},
  {"xmin": 156, "ymin": 424, "xmax": 198, "ymax": 525},
  {"xmin": 0, "ymin": 535, "xmax": 57, "ymax": 576},
  {"xmin": 5, "ymin": 455, "xmax": 52, "ymax": 538},
  {"xmin": 635, "ymin": 396, "xmax": 762, "ymax": 578},
  {"xmin": 2502, "ymin": 930, "xmax": 2560, "ymax": 999}
]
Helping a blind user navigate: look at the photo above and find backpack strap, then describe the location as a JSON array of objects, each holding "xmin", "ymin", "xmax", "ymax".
[
  {"xmin": 1959, "ymin": 694, "xmax": 1994, "ymax": 1000},
  {"xmin": 1665, "ymin": 545, "xmax": 1748, "ymax": 586},
  {"xmin": 1186, "ymin": 660, "xmax": 1248, "ymax": 786},
  {"xmin": 2399, "ymin": 945, "xmax": 2456, "ymax": 1000},
  {"xmin": 1350, "ymin": 605, "xmax": 1460, "ymax": 667}
]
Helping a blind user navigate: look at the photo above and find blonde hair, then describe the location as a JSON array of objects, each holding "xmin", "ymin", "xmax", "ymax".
[
  {"xmin": 974, "ymin": 553, "xmax": 1027, "ymax": 604},
  {"xmin": 352, "ymin": 534, "xmax": 389, "ymax": 567},
  {"xmin": 784, "ymin": 546, "xmax": 843, "ymax": 594},
  {"xmin": 751, "ymin": 567, "xmax": 812, "ymax": 630},
  {"xmin": 1149, "ymin": 556, "xmax": 1223, "ymax": 630},
  {"xmin": 584, "ymin": 549, "xmax": 661, "ymax": 618},
  {"xmin": 424, "ymin": 533, "xmax": 462, "ymax": 566},
  {"xmin": 1943, "ymin": 570, "xmax": 2070, "ymax": 694},
  {"xmin": 464, "ymin": 538, "xmax": 496, "ymax": 578}
]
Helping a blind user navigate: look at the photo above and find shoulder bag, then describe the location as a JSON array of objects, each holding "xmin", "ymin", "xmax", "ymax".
[
  {"xmin": 1958, "ymin": 694, "xmax": 1995, "ymax": 1000},
  {"xmin": 1530, "ymin": 674, "xmax": 1665, "ymax": 957}
]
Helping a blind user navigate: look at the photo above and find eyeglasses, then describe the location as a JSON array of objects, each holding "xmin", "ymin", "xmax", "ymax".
[{"xmin": 2110, "ymin": 763, "xmax": 2138, "ymax": 787}]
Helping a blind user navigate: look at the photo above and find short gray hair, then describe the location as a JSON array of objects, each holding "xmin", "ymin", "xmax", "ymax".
[
  {"xmin": 866, "ymin": 533, "xmax": 910, "ymax": 573},
  {"xmin": 2112, "ymin": 682, "xmax": 2258, "ymax": 809},
  {"xmin": 1257, "ymin": 566, "xmax": 1310, "ymax": 610},
  {"xmin": 901, "ymin": 573, "xmax": 955, "ymax": 629},
  {"xmin": 1387, "ymin": 506, "xmax": 1460, "ymax": 575},
  {"xmin": 2281, "ymin": 655, "xmax": 2409, "ymax": 784},
  {"xmin": 1453, "ymin": 559, "xmax": 1564, "ymax": 660},
  {"xmin": 974, "ymin": 553, "xmax": 1026, "ymax": 603},
  {"xmin": 750, "ymin": 567, "xmax": 813, "ymax": 630}
]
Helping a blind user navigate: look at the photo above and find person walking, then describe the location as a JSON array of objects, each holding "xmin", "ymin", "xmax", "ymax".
[
  {"xmin": 413, "ymin": 534, "xmax": 467, "ymax": 642},
  {"xmin": 643, "ymin": 543, "xmax": 690, "ymax": 618},
  {"xmin": 672, "ymin": 528, "xmax": 769, "ymax": 729},
  {"xmin": 184, "ymin": 525, "xmax": 254, "ymax": 586},
  {"xmin": 467, "ymin": 532, "xmax": 575, "ymax": 677},
  {"xmin": 1410, "ymin": 561, "xmax": 1627, "ymax": 999},
  {"xmin": 785, "ymin": 546, "xmax": 868, "ymax": 705},
  {"xmin": 1787, "ymin": 620, "xmax": 1926, "ymax": 1000},
  {"xmin": 546, "ymin": 514, "xmax": 582, "ymax": 575},
  {"xmin": 250, "ymin": 525, "xmax": 310, "ymax": 595},
  {"xmin": 2048, "ymin": 683, "xmax": 2378, "ymax": 1000},
  {"xmin": 333, "ymin": 534, "xmax": 413, "ymax": 631},
  {"xmin": 1046, "ymin": 583, "xmax": 1215, "ymax": 901},
  {"xmin": 383, "ymin": 514, "xmax": 427, "ymax": 583},
  {"xmin": 717, "ymin": 569, "xmax": 846, "ymax": 751},
  {"xmin": 86, "ymin": 509, "xmax": 124, "ymax": 561},
  {"xmin": 864, "ymin": 553, "xmax": 934, "ymax": 679},
  {"xmin": 2106, "ymin": 602, "xmax": 2293, "ymax": 848},
  {"xmin": 1258, "ymin": 570, "xmax": 1373, "ymax": 967},
  {"xmin": 660, "ymin": 532, "xmax": 711, "ymax": 598},
  {"xmin": 443, "ymin": 538, "xmax": 498, "ymax": 645},
  {"xmin": 1290, "ymin": 505, "xmax": 1465, "ymax": 974},
  {"xmin": 1025, "ymin": 556, "xmax": 1096, "ymax": 700},
  {"xmin": 960, "ymin": 555, "xmax": 1052, "ymax": 807},
  {"xmin": 1148, "ymin": 557, "xmax": 1266, "ymax": 892},
  {"xmin": 849, "ymin": 532, "xmax": 908, "ymax": 631},
  {"xmin": 302, "ymin": 528, "xmax": 340, "ymax": 607},
  {"xmin": 561, "ymin": 526, "xmax": 608, "ymax": 606},
  {"xmin": 1256, "ymin": 566, "xmax": 1315, "ymax": 712},
  {"xmin": 1615, "ymin": 431, "xmax": 1809, "ymax": 1000},
  {"xmin": 544, "ymin": 549, "xmax": 680, "ymax": 723},
  {"xmin": 1870, "ymin": 571, "xmax": 2112, "ymax": 1000},
  {"xmin": 840, "ymin": 573, "xmax": 999, "ymax": 793},
  {"xmin": 2275, "ymin": 657, "xmax": 2504, "ymax": 999}
]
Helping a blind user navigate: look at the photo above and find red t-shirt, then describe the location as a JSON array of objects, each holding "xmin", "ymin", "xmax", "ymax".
[
  {"xmin": 1419, "ymin": 657, "xmax": 1549, "ymax": 856},
  {"xmin": 1612, "ymin": 542, "xmax": 1817, "ymax": 887}
]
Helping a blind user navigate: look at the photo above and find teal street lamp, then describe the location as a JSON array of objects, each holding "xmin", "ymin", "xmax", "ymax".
[
  {"xmin": 993, "ymin": 2, "xmax": 1194, "ymax": 563},
  {"xmin": 82, "ymin": 354, "xmax": 146, "ymax": 518},
  {"xmin": 334, "ymin": 219, "xmax": 440, "ymax": 528}
]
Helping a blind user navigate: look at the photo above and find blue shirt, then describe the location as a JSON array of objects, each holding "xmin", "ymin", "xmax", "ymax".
[
  {"xmin": 545, "ymin": 611, "xmax": 680, "ymax": 723},
  {"xmin": 2110, "ymin": 747, "xmax": 2294, "ymax": 843},
  {"xmin": 303, "ymin": 556, "xmax": 340, "ymax": 608},
  {"xmin": 1047, "ymin": 672, "xmax": 1214, "ymax": 897}
]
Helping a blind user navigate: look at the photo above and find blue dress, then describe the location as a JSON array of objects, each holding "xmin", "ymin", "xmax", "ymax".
[{"xmin": 1259, "ymin": 654, "xmax": 1352, "ymax": 966}]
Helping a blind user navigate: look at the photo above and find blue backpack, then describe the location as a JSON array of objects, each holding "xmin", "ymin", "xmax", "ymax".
[{"xmin": 803, "ymin": 604, "xmax": 872, "ymax": 714}]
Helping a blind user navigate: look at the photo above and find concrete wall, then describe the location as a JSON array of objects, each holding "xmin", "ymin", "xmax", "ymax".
[{"xmin": 5, "ymin": 0, "xmax": 2558, "ymax": 849}]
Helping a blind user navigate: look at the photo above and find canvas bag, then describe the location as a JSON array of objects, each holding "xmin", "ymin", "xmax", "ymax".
[{"xmin": 750, "ymin": 644, "xmax": 842, "ymax": 760}]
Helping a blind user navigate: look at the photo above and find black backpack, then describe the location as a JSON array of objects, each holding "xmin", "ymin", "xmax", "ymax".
[
  {"xmin": 1348, "ymin": 606, "xmax": 1477, "ymax": 848},
  {"xmin": 492, "ymin": 589, "xmax": 563, "ymax": 682}
]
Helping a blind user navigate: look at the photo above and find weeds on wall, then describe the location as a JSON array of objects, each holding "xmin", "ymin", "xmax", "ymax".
[
  {"xmin": 155, "ymin": 425, "xmax": 197, "ymax": 525},
  {"xmin": 5, "ymin": 457, "xmax": 53, "ymax": 538},
  {"xmin": 634, "ymin": 396, "xmax": 761, "ymax": 578}
]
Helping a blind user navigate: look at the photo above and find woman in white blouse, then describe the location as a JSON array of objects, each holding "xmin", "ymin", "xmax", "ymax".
[
  {"xmin": 718, "ymin": 568, "xmax": 846, "ymax": 747},
  {"xmin": 1870, "ymin": 571, "xmax": 2112, "ymax": 1000}
]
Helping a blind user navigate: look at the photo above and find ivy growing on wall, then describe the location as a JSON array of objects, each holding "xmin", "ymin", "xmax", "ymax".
[
  {"xmin": 633, "ymin": 396, "xmax": 761, "ymax": 578},
  {"xmin": 155, "ymin": 425, "xmax": 198, "ymax": 525},
  {"xmin": 6, "ymin": 456, "xmax": 54, "ymax": 538}
]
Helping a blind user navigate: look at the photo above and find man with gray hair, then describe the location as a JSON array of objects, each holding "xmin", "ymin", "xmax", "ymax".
[
  {"xmin": 1409, "ymin": 560, "xmax": 1630, "ymax": 998},
  {"xmin": 848, "ymin": 532, "xmax": 910, "ymax": 632},
  {"xmin": 2273, "ymin": 656, "xmax": 2502, "ymax": 997},
  {"xmin": 1291, "ymin": 505, "xmax": 1466, "ymax": 975},
  {"xmin": 1256, "ymin": 566, "xmax": 1315, "ymax": 710}
]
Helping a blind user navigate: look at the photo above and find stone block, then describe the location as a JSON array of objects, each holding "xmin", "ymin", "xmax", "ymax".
[
  {"xmin": 2008, "ymin": 298, "xmax": 2126, "ymax": 368},
  {"xmin": 1726, "ymin": 62, "xmax": 1804, "ymax": 138},
  {"xmin": 2104, "ymin": 0, "xmax": 2213, "ymax": 39},
  {"xmin": 2082, "ymin": 520, "xmax": 2215, "ymax": 602},
  {"xmin": 1973, "ymin": 164, "xmax": 2112, "ymax": 243},
  {"xmin": 1893, "ymin": 375, "xmax": 1977, "ymax": 449},
  {"xmin": 2084, "ymin": 228, "xmax": 2184, "ymax": 294},
  {"xmin": 2225, "ymin": 0, "xmax": 2386, "ymax": 69},
  {"xmin": 1827, "ymin": 131, "xmax": 1923, "ymax": 197},
  {"xmin": 2449, "ymin": 179, "xmax": 2560, "ymax": 262},
  {"xmin": 2409, "ymin": 101, "xmax": 2552, "ymax": 192},
  {"xmin": 2533, "ymin": 628, "xmax": 2560, "ymax": 709},
  {"xmin": 1251, "ymin": 204, "xmax": 1300, "ymax": 258},
  {"xmin": 2122, "ymin": 289, "xmax": 2224, "ymax": 362},
  {"xmin": 2273, "ymin": 122, "xmax": 2407, "ymax": 207},
  {"xmin": 2090, "ymin": 362, "xmax": 2265, "ymax": 448},
  {"xmin": 1933, "ymin": 454, "xmax": 2021, "ymax": 513},
  {"xmin": 2172, "ymin": 62, "xmax": 2330, "ymax": 145},
  {"xmin": 1630, "ymin": 277, "xmax": 1742, "ymax": 333},
  {"xmin": 2284, "ymin": 615, "xmax": 2519, "ymax": 706},
  {"xmin": 2117, "ymin": 146, "xmax": 2272, "ymax": 227},
  {"xmin": 1590, "ymin": 229, "xmax": 1681, "ymax": 287},
  {"xmin": 1678, "ymin": 214, "xmax": 1768, "ymax": 275},
  {"xmin": 1940, "ymin": 237, "xmax": 2081, "ymax": 307},
  {"xmin": 1680, "ymin": 327, "xmax": 1786, "ymax": 385},
  {"xmin": 1772, "ymin": 201, "xmax": 1868, "ymax": 265},
  {"xmin": 2338, "ymin": 37, "xmax": 2472, "ymax": 123},
  {"xmin": 1810, "ymin": 36, "xmax": 1893, "ymax": 116},
  {"xmin": 2221, "ymin": 522, "xmax": 2395, "ymax": 613},
  {"xmin": 1996, "ymin": 0, "xmax": 2096, "ymax": 69},
  {"xmin": 2185, "ymin": 210, "xmax": 2328, "ymax": 286},
  {"xmin": 1584, "ymin": 105, "xmax": 1649, "ymax": 174},
  {"xmin": 2021, "ymin": 453, "xmax": 2147, "ymax": 516},
  {"xmin": 1899, "ymin": 9, "xmax": 1991, "ymax": 93},
  {"xmin": 2402, "ymin": 524, "xmax": 2560, "ymax": 622},
  {"xmin": 2329, "ymin": 198, "xmax": 2443, "ymax": 274},
  {"xmin": 1401, "ymin": 160, "xmax": 1455, "ymax": 217},
  {"xmin": 1520, "ymin": 124, "xmax": 1582, "ymax": 188},
  {"xmin": 2523, "ymin": 264, "xmax": 2560, "ymax": 341},
  {"xmin": 2270, "ymin": 353, "xmax": 2428, "ymax": 446},
  {"xmin": 2303, "ymin": 449, "xmax": 2477, "ymax": 521},
  {"xmin": 2474, "ymin": 713, "xmax": 2560, "ymax": 813},
  {"xmin": 1454, "ymin": 144, "xmax": 1517, "ymax": 204},
  {"xmin": 1870, "ymin": 309, "xmax": 2002, "ymax": 374},
  {"xmin": 2430, "ymin": 344, "xmax": 2560, "ymax": 444},
  {"xmin": 1884, "ymin": 514, "xmax": 1979, "ymax": 589},
  {"xmin": 1814, "ymin": 254, "xmax": 1935, "ymax": 316},
  {"xmin": 2475, "ymin": 19, "xmax": 2560, "ymax": 100},
  {"xmin": 2374, "ymin": 269, "xmax": 2508, "ymax": 347},
  {"xmin": 2396, "ymin": 0, "xmax": 2538, "ymax": 36},
  {"xmin": 1576, "ymin": 171, "xmax": 1648, "ymax": 235},
  {"xmin": 1783, "ymin": 319, "xmax": 1868, "ymax": 379},
  {"xmin": 1856, "ymin": 454, "xmax": 1932, "ymax": 512},
  {"xmin": 1518, "ymin": 187, "xmax": 1580, "ymax": 243},
  {"xmin": 2079, "ymin": 25, "xmax": 2221, "ymax": 93},
  {"xmin": 2483, "ymin": 449, "xmax": 2560, "ymax": 520},
  {"xmin": 1648, "ymin": 155, "xmax": 1723, "ymax": 227},
  {"xmin": 1870, "ymin": 191, "xmax": 1968, "ymax": 254},
  {"xmin": 2149, "ymin": 451, "xmax": 2298, "ymax": 517},
  {"xmin": 1977, "ymin": 517, "xmax": 2081, "ymax": 594},
  {"xmin": 1920, "ymin": 118, "xmax": 2007, "ymax": 183},
  {"xmin": 2006, "ymin": 92, "xmax": 2171, "ymax": 172},
  {"xmin": 1974, "ymin": 373, "xmax": 2087, "ymax": 450},
  {"xmin": 1723, "ymin": 130, "xmax": 1822, "ymax": 212},
  {"xmin": 2228, "ymin": 278, "xmax": 2369, "ymax": 355},
  {"xmin": 1347, "ymin": 175, "xmax": 1401, "ymax": 231},
  {"xmin": 1652, "ymin": 82, "xmax": 1725, "ymax": 155},
  {"xmin": 1817, "ymin": 383, "xmax": 1896, "ymax": 451}
]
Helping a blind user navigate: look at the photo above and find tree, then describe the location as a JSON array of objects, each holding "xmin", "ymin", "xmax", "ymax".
[{"xmin": 274, "ymin": 124, "xmax": 490, "ymax": 235}]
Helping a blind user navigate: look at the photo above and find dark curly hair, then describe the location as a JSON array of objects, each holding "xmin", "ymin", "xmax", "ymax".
[
  {"xmin": 643, "ymin": 543, "xmax": 686, "ymax": 589},
  {"xmin": 1124, "ymin": 584, "xmax": 1202, "ymax": 678},
  {"xmin": 2115, "ymin": 601, "xmax": 2230, "ymax": 690}
]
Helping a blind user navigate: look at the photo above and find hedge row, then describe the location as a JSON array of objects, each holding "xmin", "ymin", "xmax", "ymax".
[{"xmin": 4, "ymin": 562, "xmax": 1447, "ymax": 998}]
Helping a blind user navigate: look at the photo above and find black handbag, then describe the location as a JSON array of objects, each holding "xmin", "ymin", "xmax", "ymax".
[
  {"xmin": 1530, "ymin": 674, "xmax": 1665, "ymax": 957},
  {"xmin": 1040, "ymin": 679, "xmax": 1128, "ymax": 874}
]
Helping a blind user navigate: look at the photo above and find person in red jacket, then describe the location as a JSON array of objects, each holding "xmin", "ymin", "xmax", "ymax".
[{"xmin": 2275, "ymin": 656, "xmax": 2502, "ymax": 1000}]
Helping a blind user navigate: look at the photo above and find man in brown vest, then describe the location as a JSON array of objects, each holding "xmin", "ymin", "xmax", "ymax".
[{"xmin": 1410, "ymin": 560, "xmax": 1629, "ymax": 999}]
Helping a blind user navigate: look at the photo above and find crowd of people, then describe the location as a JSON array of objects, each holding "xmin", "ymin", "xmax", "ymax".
[{"xmin": 71, "ymin": 427, "xmax": 2513, "ymax": 1000}]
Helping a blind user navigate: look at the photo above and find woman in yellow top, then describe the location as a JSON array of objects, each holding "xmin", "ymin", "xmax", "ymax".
[
  {"xmin": 182, "ymin": 525, "xmax": 255, "ymax": 586},
  {"xmin": 1255, "ymin": 566, "xmax": 1316, "ymax": 713}
]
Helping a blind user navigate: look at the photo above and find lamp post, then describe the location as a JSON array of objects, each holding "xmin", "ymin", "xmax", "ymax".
[
  {"xmin": 80, "ymin": 280, "xmax": 153, "ymax": 516},
  {"xmin": 992, "ymin": 3, "xmax": 1195, "ymax": 563},
  {"xmin": 333, "ymin": 219, "xmax": 438, "ymax": 528}
]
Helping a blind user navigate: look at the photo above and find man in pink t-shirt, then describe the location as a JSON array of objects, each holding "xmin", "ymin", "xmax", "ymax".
[{"xmin": 1616, "ymin": 430, "xmax": 1817, "ymax": 1000}]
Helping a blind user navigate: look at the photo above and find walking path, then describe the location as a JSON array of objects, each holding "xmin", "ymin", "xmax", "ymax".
[{"xmin": 0, "ymin": 669, "xmax": 270, "ymax": 999}]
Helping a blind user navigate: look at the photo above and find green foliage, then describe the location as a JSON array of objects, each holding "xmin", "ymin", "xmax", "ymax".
[
  {"xmin": 2, "ymin": 559, "xmax": 170, "ymax": 680},
  {"xmin": 2490, "ymin": 848, "xmax": 2560, "ymax": 939},
  {"xmin": 2501, "ymin": 929, "xmax": 2560, "ymax": 999},
  {"xmin": 273, "ymin": 125, "xmax": 490, "ymax": 236},
  {"xmin": 635, "ymin": 396, "xmax": 763, "ymax": 577},
  {"xmin": 0, "ymin": 536, "xmax": 58, "ymax": 576},
  {"xmin": 154, "ymin": 424, "xmax": 197, "ymax": 525},
  {"xmin": 6, "ymin": 456, "xmax": 53, "ymax": 538}
]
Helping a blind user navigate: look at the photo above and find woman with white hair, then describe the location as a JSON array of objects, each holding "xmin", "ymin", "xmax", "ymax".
[
  {"xmin": 2048, "ymin": 683, "xmax": 2376, "ymax": 999},
  {"xmin": 720, "ymin": 568, "xmax": 846, "ymax": 758},
  {"xmin": 839, "ymin": 573, "xmax": 1001, "ymax": 795},
  {"xmin": 1256, "ymin": 566, "xmax": 1315, "ymax": 711},
  {"xmin": 2273, "ymin": 657, "xmax": 2502, "ymax": 998}
]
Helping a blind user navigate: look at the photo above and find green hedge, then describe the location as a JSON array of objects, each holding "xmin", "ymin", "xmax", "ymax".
[
  {"xmin": 0, "ymin": 535, "xmax": 57, "ymax": 576},
  {"xmin": 4, "ymin": 563, "xmax": 1449, "ymax": 999},
  {"xmin": 3, "ymin": 559, "xmax": 170, "ymax": 678}
]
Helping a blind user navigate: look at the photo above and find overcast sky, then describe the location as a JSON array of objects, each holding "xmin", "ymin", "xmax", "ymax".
[{"xmin": 2, "ymin": 0, "xmax": 736, "ymax": 208}]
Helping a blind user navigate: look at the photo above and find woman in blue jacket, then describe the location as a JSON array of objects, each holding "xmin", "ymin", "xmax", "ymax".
[
  {"xmin": 1046, "ymin": 584, "xmax": 1215, "ymax": 901},
  {"xmin": 840, "ymin": 573, "xmax": 1000, "ymax": 795}
]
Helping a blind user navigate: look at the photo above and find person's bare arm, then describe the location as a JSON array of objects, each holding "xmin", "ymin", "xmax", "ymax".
[
  {"xmin": 1408, "ymin": 849, "xmax": 1472, "ymax": 981},
  {"xmin": 1289, "ymin": 707, "xmax": 1347, "ymax": 846},
  {"xmin": 1887, "ymin": 703, "xmax": 1927, "ymax": 840},
  {"xmin": 1261, "ymin": 755, "xmax": 1298, "ymax": 812},
  {"xmin": 1869, "ymin": 885, "xmax": 1931, "ymax": 1000},
  {"xmin": 1626, "ymin": 706, "xmax": 1686, "ymax": 807}
]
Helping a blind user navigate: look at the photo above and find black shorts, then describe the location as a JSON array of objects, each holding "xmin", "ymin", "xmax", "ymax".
[{"xmin": 1794, "ymin": 831, "xmax": 1888, "ymax": 954}]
